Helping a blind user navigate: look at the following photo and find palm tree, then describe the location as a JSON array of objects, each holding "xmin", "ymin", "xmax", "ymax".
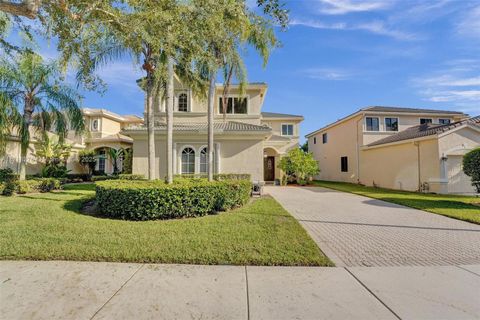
[
  {"xmin": 0, "ymin": 51, "xmax": 84, "ymax": 180},
  {"xmin": 108, "ymin": 147, "xmax": 123, "ymax": 175}
]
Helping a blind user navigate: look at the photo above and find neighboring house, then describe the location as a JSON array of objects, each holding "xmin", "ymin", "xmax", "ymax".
[
  {"xmin": 0, "ymin": 108, "xmax": 142, "ymax": 175},
  {"xmin": 306, "ymin": 106, "xmax": 480, "ymax": 194},
  {"xmin": 124, "ymin": 79, "xmax": 303, "ymax": 182}
]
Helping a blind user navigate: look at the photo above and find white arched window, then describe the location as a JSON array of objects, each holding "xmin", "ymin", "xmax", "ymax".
[
  {"xmin": 178, "ymin": 93, "xmax": 188, "ymax": 112},
  {"xmin": 200, "ymin": 147, "xmax": 208, "ymax": 174},
  {"xmin": 200, "ymin": 147, "xmax": 215, "ymax": 174},
  {"xmin": 181, "ymin": 147, "xmax": 195, "ymax": 174}
]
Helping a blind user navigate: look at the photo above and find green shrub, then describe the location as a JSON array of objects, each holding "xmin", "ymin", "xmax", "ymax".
[
  {"xmin": 118, "ymin": 174, "xmax": 146, "ymax": 180},
  {"xmin": 463, "ymin": 148, "xmax": 480, "ymax": 193},
  {"xmin": 91, "ymin": 175, "xmax": 118, "ymax": 182},
  {"xmin": 173, "ymin": 173, "xmax": 251, "ymax": 181},
  {"xmin": 96, "ymin": 179, "xmax": 252, "ymax": 220},
  {"xmin": 1, "ymin": 180, "xmax": 16, "ymax": 196},
  {"xmin": 0, "ymin": 168, "xmax": 18, "ymax": 183},
  {"xmin": 278, "ymin": 148, "xmax": 319, "ymax": 185},
  {"xmin": 15, "ymin": 178, "xmax": 61, "ymax": 194}
]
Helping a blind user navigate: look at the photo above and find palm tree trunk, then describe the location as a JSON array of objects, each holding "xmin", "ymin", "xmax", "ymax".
[
  {"xmin": 166, "ymin": 56, "xmax": 174, "ymax": 184},
  {"xmin": 207, "ymin": 72, "xmax": 216, "ymax": 182},
  {"xmin": 146, "ymin": 79, "xmax": 156, "ymax": 180},
  {"xmin": 19, "ymin": 100, "xmax": 34, "ymax": 181}
]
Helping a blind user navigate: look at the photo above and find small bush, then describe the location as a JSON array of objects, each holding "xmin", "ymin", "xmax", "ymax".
[
  {"xmin": 173, "ymin": 173, "xmax": 251, "ymax": 181},
  {"xmin": 118, "ymin": 174, "xmax": 146, "ymax": 180},
  {"xmin": 96, "ymin": 179, "xmax": 252, "ymax": 220},
  {"xmin": 278, "ymin": 148, "xmax": 319, "ymax": 185},
  {"xmin": 17, "ymin": 178, "xmax": 61, "ymax": 194},
  {"xmin": 65, "ymin": 173, "xmax": 91, "ymax": 183},
  {"xmin": 1, "ymin": 180, "xmax": 16, "ymax": 196},
  {"xmin": 463, "ymin": 148, "xmax": 480, "ymax": 193},
  {"xmin": 0, "ymin": 168, "xmax": 18, "ymax": 183},
  {"xmin": 91, "ymin": 175, "xmax": 118, "ymax": 182}
]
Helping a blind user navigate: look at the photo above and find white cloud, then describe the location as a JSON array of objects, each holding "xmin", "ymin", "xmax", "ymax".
[
  {"xmin": 289, "ymin": 18, "xmax": 417, "ymax": 41},
  {"xmin": 412, "ymin": 62, "xmax": 480, "ymax": 114},
  {"xmin": 456, "ymin": 5, "xmax": 480, "ymax": 39},
  {"xmin": 315, "ymin": 0, "xmax": 394, "ymax": 15},
  {"xmin": 303, "ymin": 68, "xmax": 353, "ymax": 80}
]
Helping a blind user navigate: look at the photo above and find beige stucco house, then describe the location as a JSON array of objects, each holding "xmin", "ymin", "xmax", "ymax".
[
  {"xmin": 1, "ymin": 108, "xmax": 142, "ymax": 175},
  {"xmin": 306, "ymin": 106, "xmax": 479, "ymax": 194},
  {"xmin": 124, "ymin": 80, "xmax": 303, "ymax": 182}
]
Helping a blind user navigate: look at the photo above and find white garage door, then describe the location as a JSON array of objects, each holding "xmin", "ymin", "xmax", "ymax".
[{"xmin": 447, "ymin": 155, "xmax": 476, "ymax": 194}]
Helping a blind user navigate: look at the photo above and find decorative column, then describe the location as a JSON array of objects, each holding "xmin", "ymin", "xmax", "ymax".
[
  {"xmin": 215, "ymin": 143, "xmax": 221, "ymax": 174},
  {"xmin": 173, "ymin": 143, "xmax": 178, "ymax": 174}
]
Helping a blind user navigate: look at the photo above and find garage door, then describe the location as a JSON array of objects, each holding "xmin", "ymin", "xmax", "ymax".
[{"xmin": 447, "ymin": 155, "xmax": 476, "ymax": 194}]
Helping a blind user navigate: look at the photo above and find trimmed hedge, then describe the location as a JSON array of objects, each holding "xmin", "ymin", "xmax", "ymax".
[
  {"xmin": 173, "ymin": 173, "xmax": 251, "ymax": 181},
  {"xmin": 96, "ymin": 179, "xmax": 252, "ymax": 220},
  {"xmin": 1, "ymin": 177, "xmax": 61, "ymax": 196}
]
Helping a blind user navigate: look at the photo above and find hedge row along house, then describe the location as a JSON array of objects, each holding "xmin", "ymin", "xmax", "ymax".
[
  {"xmin": 1, "ymin": 108, "xmax": 142, "ymax": 176},
  {"xmin": 1, "ymin": 79, "xmax": 303, "ymax": 182},
  {"xmin": 306, "ymin": 106, "xmax": 480, "ymax": 194}
]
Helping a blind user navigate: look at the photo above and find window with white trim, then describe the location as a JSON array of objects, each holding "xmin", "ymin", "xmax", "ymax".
[
  {"xmin": 281, "ymin": 124, "xmax": 294, "ymax": 136},
  {"xmin": 439, "ymin": 118, "xmax": 451, "ymax": 125},
  {"xmin": 200, "ymin": 147, "xmax": 215, "ymax": 174},
  {"xmin": 91, "ymin": 119, "xmax": 99, "ymax": 131},
  {"xmin": 178, "ymin": 93, "xmax": 188, "ymax": 112},
  {"xmin": 365, "ymin": 117, "xmax": 379, "ymax": 131},
  {"xmin": 385, "ymin": 117, "xmax": 398, "ymax": 131},
  {"xmin": 218, "ymin": 97, "xmax": 247, "ymax": 114},
  {"xmin": 420, "ymin": 118, "xmax": 432, "ymax": 124},
  {"xmin": 181, "ymin": 147, "xmax": 195, "ymax": 174}
]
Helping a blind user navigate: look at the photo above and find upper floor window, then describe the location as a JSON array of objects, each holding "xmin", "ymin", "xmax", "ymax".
[
  {"xmin": 91, "ymin": 119, "xmax": 99, "ymax": 131},
  {"xmin": 281, "ymin": 124, "xmax": 294, "ymax": 136},
  {"xmin": 313, "ymin": 137, "xmax": 317, "ymax": 144},
  {"xmin": 218, "ymin": 97, "xmax": 247, "ymax": 114},
  {"xmin": 322, "ymin": 133, "xmax": 328, "ymax": 144},
  {"xmin": 420, "ymin": 118, "xmax": 432, "ymax": 124},
  {"xmin": 365, "ymin": 117, "xmax": 379, "ymax": 131},
  {"xmin": 439, "ymin": 118, "xmax": 451, "ymax": 125},
  {"xmin": 385, "ymin": 117, "xmax": 398, "ymax": 131},
  {"xmin": 178, "ymin": 93, "xmax": 188, "ymax": 112},
  {"xmin": 341, "ymin": 156, "xmax": 348, "ymax": 172}
]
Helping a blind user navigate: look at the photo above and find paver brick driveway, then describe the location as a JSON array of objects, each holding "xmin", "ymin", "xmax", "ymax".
[{"xmin": 266, "ymin": 186, "xmax": 480, "ymax": 267}]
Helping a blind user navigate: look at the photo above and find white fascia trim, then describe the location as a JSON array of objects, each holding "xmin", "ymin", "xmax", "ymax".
[{"xmin": 361, "ymin": 135, "xmax": 437, "ymax": 150}]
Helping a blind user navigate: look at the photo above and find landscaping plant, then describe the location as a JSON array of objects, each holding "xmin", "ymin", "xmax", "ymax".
[
  {"xmin": 96, "ymin": 179, "xmax": 252, "ymax": 220},
  {"xmin": 78, "ymin": 150, "xmax": 97, "ymax": 177},
  {"xmin": 278, "ymin": 148, "xmax": 320, "ymax": 185},
  {"xmin": 463, "ymin": 148, "xmax": 480, "ymax": 193}
]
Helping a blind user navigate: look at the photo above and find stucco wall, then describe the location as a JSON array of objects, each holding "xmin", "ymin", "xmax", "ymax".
[
  {"xmin": 307, "ymin": 114, "xmax": 362, "ymax": 183},
  {"xmin": 439, "ymin": 127, "xmax": 480, "ymax": 194},
  {"xmin": 360, "ymin": 139, "xmax": 440, "ymax": 191},
  {"xmin": 131, "ymin": 134, "xmax": 265, "ymax": 181}
]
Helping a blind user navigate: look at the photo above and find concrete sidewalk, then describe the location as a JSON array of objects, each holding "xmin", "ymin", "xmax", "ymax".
[{"xmin": 1, "ymin": 261, "xmax": 480, "ymax": 320}]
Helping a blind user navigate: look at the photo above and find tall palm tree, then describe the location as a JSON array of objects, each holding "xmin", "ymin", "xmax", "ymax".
[{"xmin": 0, "ymin": 51, "xmax": 84, "ymax": 180}]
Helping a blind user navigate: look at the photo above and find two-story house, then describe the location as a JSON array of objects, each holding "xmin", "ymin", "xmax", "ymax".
[
  {"xmin": 1, "ymin": 108, "xmax": 142, "ymax": 176},
  {"xmin": 306, "ymin": 106, "xmax": 480, "ymax": 194},
  {"xmin": 124, "ymin": 80, "xmax": 303, "ymax": 182}
]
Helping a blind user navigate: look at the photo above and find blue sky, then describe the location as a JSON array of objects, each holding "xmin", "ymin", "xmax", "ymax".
[{"xmin": 9, "ymin": 0, "xmax": 480, "ymax": 141}]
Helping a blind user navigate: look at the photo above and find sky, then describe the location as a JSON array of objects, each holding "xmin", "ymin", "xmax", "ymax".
[{"xmin": 7, "ymin": 0, "xmax": 480, "ymax": 142}]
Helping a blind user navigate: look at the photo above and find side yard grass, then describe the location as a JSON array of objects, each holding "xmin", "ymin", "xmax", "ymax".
[
  {"xmin": 313, "ymin": 180, "xmax": 480, "ymax": 224},
  {"xmin": 0, "ymin": 184, "xmax": 332, "ymax": 266}
]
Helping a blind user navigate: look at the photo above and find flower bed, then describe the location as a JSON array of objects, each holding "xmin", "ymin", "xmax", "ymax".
[{"xmin": 95, "ymin": 179, "xmax": 252, "ymax": 220}]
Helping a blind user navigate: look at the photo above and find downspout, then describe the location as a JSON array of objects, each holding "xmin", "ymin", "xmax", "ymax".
[
  {"xmin": 355, "ymin": 113, "xmax": 365, "ymax": 184},
  {"xmin": 414, "ymin": 141, "xmax": 421, "ymax": 191}
]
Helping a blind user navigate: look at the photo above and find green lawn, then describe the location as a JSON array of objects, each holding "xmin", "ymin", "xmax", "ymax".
[
  {"xmin": 313, "ymin": 180, "xmax": 480, "ymax": 224},
  {"xmin": 0, "ymin": 184, "xmax": 331, "ymax": 266}
]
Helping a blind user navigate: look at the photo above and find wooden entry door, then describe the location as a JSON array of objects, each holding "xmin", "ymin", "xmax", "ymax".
[{"xmin": 264, "ymin": 156, "xmax": 275, "ymax": 181}]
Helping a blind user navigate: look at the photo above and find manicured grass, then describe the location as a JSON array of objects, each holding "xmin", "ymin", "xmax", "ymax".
[
  {"xmin": 313, "ymin": 180, "xmax": 480, "ymax": 224},
  {"xmin": 0, "ymin": 184, "xmax": 331, "ymax": 266}
]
